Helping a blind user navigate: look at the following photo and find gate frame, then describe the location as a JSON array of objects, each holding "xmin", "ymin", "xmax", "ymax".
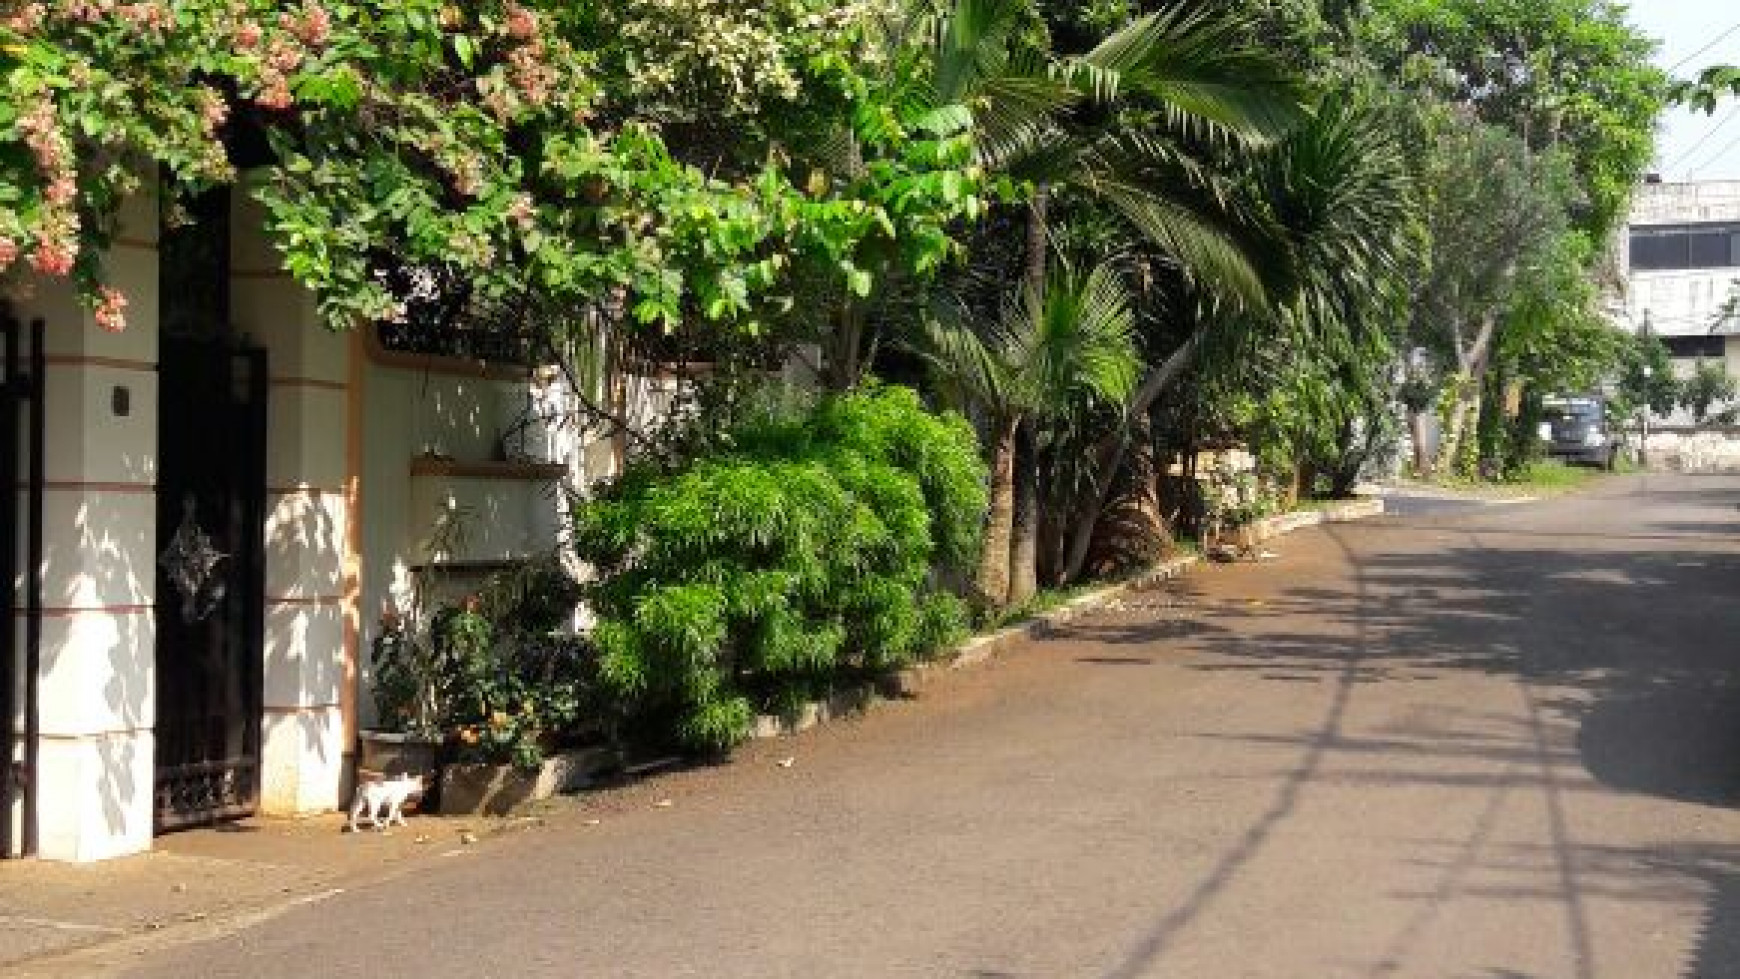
[{"xmin": 0, "ymin": 313, "xmax": 46, "ymax": 859}]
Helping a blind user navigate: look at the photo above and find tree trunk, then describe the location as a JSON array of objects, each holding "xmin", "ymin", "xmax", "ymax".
[
  {"xmin": 976, "ymin": 416, "xmax": 1020, "ymax": 609},
  {"xmin": 824, "ymin": 299, "xmax": 866, "ymax": 391},
  {"xmin": 1441, "ymin": 390, "xmax": 1483, "ymax": 478},
  {"xmin": 1008, "ymin": 423, "xmax": 1039, "ymax": 607},
  {"xmin": 1409, "ymin": 409, "xmax": 1431, "ymax": 477},
  {"xmin": 1036, "ymin": 438, "xmax": 1065, "ymax": 587},
  {"xmin": 1003, "ymin": 187, "xmax": 1048, "ymax": 604},
  {"xmin": 1061, "ymin": 332, "xmax": 1203, "ymax": 583},
  {"xmin": 1436, "ymin": 311, "xmax": 1500, "ymax": 476},
  {"xmin": 1025, "ymin": 187, "xmax": 1049, "ymax": 293}
]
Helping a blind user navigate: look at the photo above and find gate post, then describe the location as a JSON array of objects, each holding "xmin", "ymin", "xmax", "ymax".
[
  {"xmin": 11, "ymin": 195, "xmax": 162, "ymax": 860},
  {"xmin": 231, "ymin": 185, "xmax": 353, "ymax": 815}
]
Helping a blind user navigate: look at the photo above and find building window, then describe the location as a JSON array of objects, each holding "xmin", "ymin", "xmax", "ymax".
[
  {"xmin": 1662, "ymin": 335, "xmax": 1726, "ymax": 358},
  {"xmin": 1630, "ymin": 223, "xmax": 1740, "ymax": 271}
]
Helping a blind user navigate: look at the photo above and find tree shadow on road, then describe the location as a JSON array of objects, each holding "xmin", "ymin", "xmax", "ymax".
[{"xmin": 1092, "ymin": 477, "xmax": 1740, "ymax": 979}]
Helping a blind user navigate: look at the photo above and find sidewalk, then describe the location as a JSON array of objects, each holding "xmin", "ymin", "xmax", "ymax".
[{"xmin": 0, "ymin": 810, "xmax": 536, "ymax": 971}]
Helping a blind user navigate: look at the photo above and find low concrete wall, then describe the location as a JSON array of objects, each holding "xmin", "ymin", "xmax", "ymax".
[{"xmin": 1640, "ymin": 430, "xmax": 1740, "ymax": 473}]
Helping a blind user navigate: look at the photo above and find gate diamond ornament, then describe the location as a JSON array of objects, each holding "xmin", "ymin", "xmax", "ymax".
[{"xmin": 160, "ymin": 494, "xmax": 228, "ymax": 623}]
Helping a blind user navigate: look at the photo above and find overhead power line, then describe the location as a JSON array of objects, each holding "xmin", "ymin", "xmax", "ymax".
[
  {"xmin": 1667, "ymin": 104, "xmax": 1740, "ymax": 172},
  {"xmin": 1687, "ymin": 123, "xmax": 1740, "ymax": 178},
  {"xmin": 1669, "ymin": 18, "xmax": 1740, "ymax": 73}
]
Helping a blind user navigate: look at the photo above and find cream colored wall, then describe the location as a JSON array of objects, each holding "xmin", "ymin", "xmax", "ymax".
[
  {"xmin": 10, "ymin": 190, "xmax": 160, "ymax": 862},
  {"xmin": 228, "ymin": 186, "xmax": 354, "ymax": 817},
  {"xmin": 355, "ymin": 364, "xmax": 613, "ymax": 730}
]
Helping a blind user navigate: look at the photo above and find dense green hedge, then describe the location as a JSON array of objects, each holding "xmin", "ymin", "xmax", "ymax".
[{"xmin": 572, "ymin": 385, "xmax": 987, "ymax": 751}]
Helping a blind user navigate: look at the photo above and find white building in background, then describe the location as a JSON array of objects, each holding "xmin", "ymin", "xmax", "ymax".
[{"xmin": 1619, "ymin": 179, "xmax": 1740, "ymax": 383}]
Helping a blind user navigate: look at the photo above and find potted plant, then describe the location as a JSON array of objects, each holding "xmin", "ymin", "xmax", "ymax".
[
  {"xmin": 435, "ymin": 562, "xmax": 613, "ymax": 815},
  {"xmin": 439, "ymin": 631, "xmax": 595, "ymax": 815},
  {"xmin": 359, "ymin": 505, "xmax": 475, "ymax": 785},
  {"xmin": 1200, "ymin": 458, "xmax": 1277, "ymax": 557},
  {"xmin": 357, "ymin": 608, "xmax": 447, "ymax": 785}
]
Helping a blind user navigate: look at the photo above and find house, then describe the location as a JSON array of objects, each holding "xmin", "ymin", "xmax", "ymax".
[
  {"xmin": 0, "ymin": 180, "xmax": 624, "ymax": 862},
  {"xmin": 1618, "ymin": 178, "xmax": 1740, "ymax": 398}
]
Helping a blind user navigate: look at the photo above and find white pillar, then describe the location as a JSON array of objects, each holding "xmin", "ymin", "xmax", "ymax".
[
  {"xmin": 13, "ymin": 190, "xmax": 161, "ymax": 861},
  {"xmin": 230, "ymin": 185, "xmax": 354, "ymax": 815}
]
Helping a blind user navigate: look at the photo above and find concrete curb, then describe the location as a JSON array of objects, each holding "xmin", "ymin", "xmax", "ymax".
[{"xmin": 749, "ymin": 496, "xmax": 1386, "ymax": 738}]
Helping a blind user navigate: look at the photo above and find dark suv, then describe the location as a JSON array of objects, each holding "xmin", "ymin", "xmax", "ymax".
[{"xmin": 1540, "ymin": 395, "xmax": 1616, "ymax": 469}]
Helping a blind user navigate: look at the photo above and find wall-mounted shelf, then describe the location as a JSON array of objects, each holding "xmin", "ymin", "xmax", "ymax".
[
  {"xmin": 406, "ymin": 558, "xmax": 524, "ymax": 575},
  {"xmin": 409, "ymin": 458, "xmax": 567, "ymax": 481}
]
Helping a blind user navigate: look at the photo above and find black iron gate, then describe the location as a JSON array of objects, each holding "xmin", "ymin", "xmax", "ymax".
[
  {"xmin": 0, "ymin": 311, "xmax": 44, "ymax": 859},
  {"xmin": 153, "ymin": 338, "xmax": 268, "ymax": 831}
]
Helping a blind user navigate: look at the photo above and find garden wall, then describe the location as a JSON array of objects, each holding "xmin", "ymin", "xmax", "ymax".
[{"xmin": 1639, "ymin": 428, "xmax": 1740, "ymax": 473}]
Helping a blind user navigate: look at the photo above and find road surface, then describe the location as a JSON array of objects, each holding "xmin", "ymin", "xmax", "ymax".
[{"xmin": 90, "ymin": 474, "xmax": 1740, "ymax": 977}]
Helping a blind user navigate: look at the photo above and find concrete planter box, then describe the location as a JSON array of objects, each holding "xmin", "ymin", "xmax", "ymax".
[
  {"xmin": 438, "ymin": 747, "xmax": 620, "ymax": 816},
  {"xmin": 357, "ymin": 730, "xmax": 443, "ymax": 781},
  {"xmin": 750, "ymin": 687, "xmax": 874, "ymax": 740},
  {"xmin": 356, "ymin": 730, "xmax": 445, "ymax": 813},
  {"xmin": 1246, "ymin": 498, "xmax": 1386, "ymax": 543}
]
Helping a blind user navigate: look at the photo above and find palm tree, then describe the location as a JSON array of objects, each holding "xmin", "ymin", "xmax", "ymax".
[
  {"xmin": 917, "ymin": 260, "xmax": 1140, "ymax": 608},
  {"xmin": 1059, "ymin": 96, "xmax": 1420, "ymax": 581},
  {"xmin": 891, "ymin": 0, "xmax": 1310, "ymax": 603}
]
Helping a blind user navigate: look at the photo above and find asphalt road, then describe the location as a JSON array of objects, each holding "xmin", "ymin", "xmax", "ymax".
[{"xmin": 108, "ymin": 474, "xmax": 1740, "ymax": 977}]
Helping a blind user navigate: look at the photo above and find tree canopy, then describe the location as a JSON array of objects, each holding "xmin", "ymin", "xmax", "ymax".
[{"xmin": 1, "ymin": 0, "xmax": 990, "ymax": 336}]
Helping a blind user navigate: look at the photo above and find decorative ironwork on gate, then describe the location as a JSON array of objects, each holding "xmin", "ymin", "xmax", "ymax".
[
  {"xmin": 160, "ymin": 495, "xmax": 230, "ymax": 623},
  {"xmin": 152, "ymin": 339, "xmax": 268, "ymax": 832}
]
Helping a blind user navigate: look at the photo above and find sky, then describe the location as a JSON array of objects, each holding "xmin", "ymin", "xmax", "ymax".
[{"xmin": 1630, "ymin": 1, "xmax": 1740, "ymax": 181}]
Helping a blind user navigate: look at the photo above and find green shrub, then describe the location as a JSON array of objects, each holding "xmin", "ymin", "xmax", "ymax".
[{"xmin": 573, "ymin": 384, "xmax": 986, "ymax": 752}]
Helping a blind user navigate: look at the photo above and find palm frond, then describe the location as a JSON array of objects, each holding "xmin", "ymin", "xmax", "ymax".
[
  {"xmin": 1261, "ymin": 96, "xmax": 1418, "ymax": 349},
  {"xmin": 1086, "ymin": 177, "xmax": 1268, "ymax": 312},
  {"xmin": 1000, "ymin": 260, "xmax": 1141, "ymax": 415},
  {"xmin": 912, "ymin": 298, "xmax": 1017, "ymax": 415},
  {"xmin": 1066, "ymin": 5, "xmax": 1309, "ymax": 145},
  {"xmin": 928, "ymin": 0, "xmax": 1030, "ymax": 105},
  {"xmin": 970, "ymin": 72, "xmax": 1078, "ymax": 170}
]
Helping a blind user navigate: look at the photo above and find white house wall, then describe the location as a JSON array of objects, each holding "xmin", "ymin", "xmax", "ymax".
[
  {"xmin": 356, "ymin": 363, "xmax": 609, "ymax": 730},
  {"xmin": 9, "ymin": 189, "xmax": 161, "ymax": 862},
  {"xmin": 1616, "ymin": 181, "xmax": 1740, "ymax": 427}
]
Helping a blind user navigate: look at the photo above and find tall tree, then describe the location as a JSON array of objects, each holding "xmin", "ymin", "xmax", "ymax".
[
  {"xmin": 1362, "ymin": 0, "xmax": 1666, "ymax": 240},
  {"xmin": 903, "ymin": 0, "xmax": 1308, "ymax": 603},
  {"xmin": 1062, "ymin": 96, "xmax": 1417, "ymax": 580},
  {"xmin": 1407, "ymin": 122, "xmax": 1572, "ymax": 474}
]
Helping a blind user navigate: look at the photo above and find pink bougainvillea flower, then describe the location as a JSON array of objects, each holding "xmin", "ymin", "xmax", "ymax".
[{"xmin": 93, "ymin": 286, "xmax": 128, "ymax": 333}]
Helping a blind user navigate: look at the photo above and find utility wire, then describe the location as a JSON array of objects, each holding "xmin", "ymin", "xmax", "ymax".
[
  {"xmin": 1669, "ymin": 18, "xmax": 1740, "ymax": 73},
  {"xmin": 1666, "ymin": 103, "xmax": 1740, "ymax": 172},
  {"xmin": 1688, "ymin": 123, "xmax": 1740, "ymax": 178}
]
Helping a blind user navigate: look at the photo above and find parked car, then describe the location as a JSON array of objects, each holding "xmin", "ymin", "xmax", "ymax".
[{"xmin": 1539, "ymin": 394, "xmax": 1617, "ymax": 469}]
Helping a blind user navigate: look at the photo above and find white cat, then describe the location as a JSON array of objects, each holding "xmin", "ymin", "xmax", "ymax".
[{"xmin": 347, "ymin": 774, "xmax": 427, "ymax": 833}]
